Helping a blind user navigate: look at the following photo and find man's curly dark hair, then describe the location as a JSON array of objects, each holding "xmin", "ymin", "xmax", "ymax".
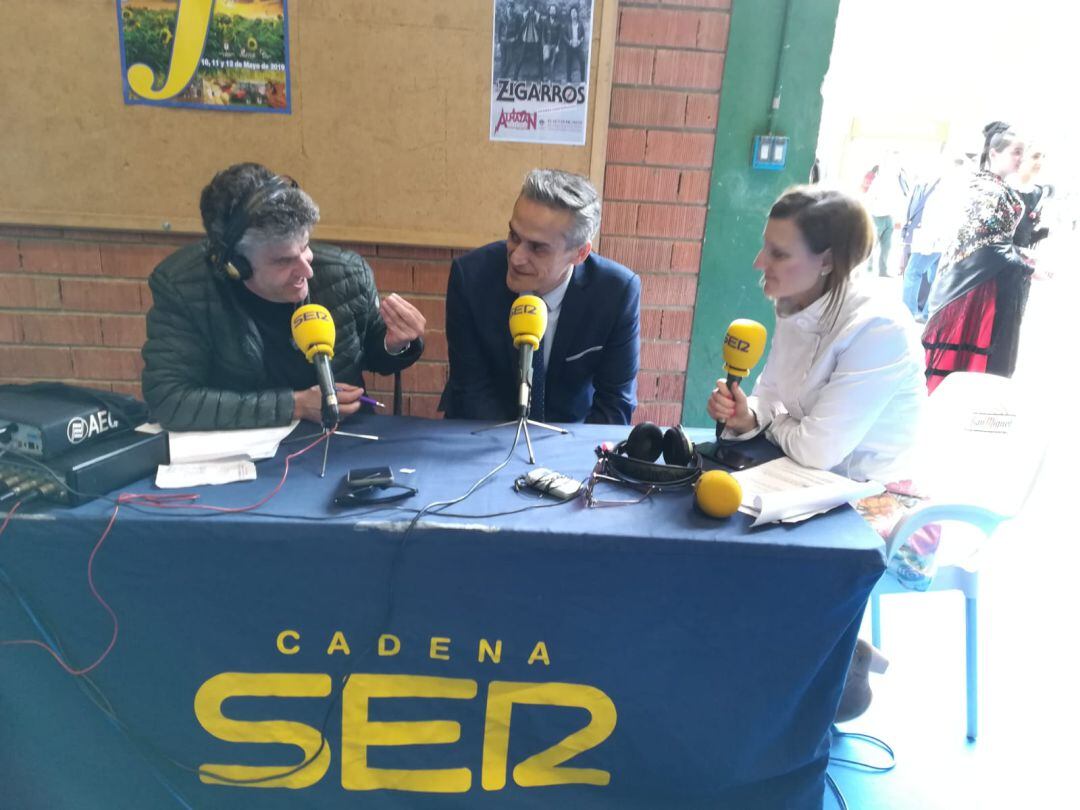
[{"xmin": 199, "ymin": 162, "xmax": 320, "ymax": 260}]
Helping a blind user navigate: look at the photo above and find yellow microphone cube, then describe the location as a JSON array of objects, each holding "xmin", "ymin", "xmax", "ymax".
[
  {"xmin": 695, "ymin": 470, "xmax": 743, "ymax": 518},
  {"xmin": 509, "ymin": 295, "xmax": 548, "ymax": 350},
  {"xmin": 291, "ymin": 304, "xmax": 336, "ymax": 362},
  {"xmin": 722, "ymin": 319, "xmax": 767, "ymax": 378}
]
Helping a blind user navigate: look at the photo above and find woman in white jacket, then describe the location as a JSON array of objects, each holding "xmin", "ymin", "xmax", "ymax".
[
  {"xmin": 708, "ymin": 186, "xmax": 927, "ymax": 721},
  {"xmin": 708, "ymin": 185, "xmax": 926, "ymax": 484}
]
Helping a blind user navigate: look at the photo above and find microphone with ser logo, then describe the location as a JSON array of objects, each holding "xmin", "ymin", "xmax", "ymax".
[
  {"xmin": 694, "ymin": 469, "xmax": 743, "ymax": 518},
  {"xmin": 508, "ymin": 295, "xmax": 548, "ymax": 418},
  {"xmin": 715, "ymin": 319, "xmax": 768, "ymax": 440},
  {"xmin": 291, "ymin": 304, "xmax": 339, "ymax": 430}
]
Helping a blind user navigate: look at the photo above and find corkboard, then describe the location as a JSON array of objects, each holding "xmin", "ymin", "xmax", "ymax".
[{"xmin": 0, "ymin": 0, "xmax": 617, "ymax": 248}]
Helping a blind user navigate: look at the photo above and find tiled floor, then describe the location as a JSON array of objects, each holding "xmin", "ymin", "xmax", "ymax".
[{"xmin": 829, "ymin": 262, "xmax": 1076, "ymax": 808}]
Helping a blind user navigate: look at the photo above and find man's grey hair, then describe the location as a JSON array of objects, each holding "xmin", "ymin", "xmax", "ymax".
[
  {"xmin": 201, "ymin": 163, "xmax": 320, "ymax": 261},
  {"xmin": 235, "ymin": 186, "xmax": 320, "ymax": 260},
  {"xmin": 520, "ymin": 169, "xmax": 601, "ymax": 247}
]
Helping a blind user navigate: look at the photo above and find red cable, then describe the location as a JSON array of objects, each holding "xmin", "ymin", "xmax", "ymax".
[
  {"xmin": 0, "ymin": 498, "xmax": 23, "ymax": 537},
  {"xmin": 1, "ymin": 502, "xmax": 120, "ymax": 676},
  {"xmin": 0, "ymin": 428, "xmax": 331, "ymax": 675},
  {"xmin": 120, "ymin": 428, "xmax": 331, "ymax": 514}
]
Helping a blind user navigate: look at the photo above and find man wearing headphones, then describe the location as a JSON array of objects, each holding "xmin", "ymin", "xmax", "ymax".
[
  {"xmin": 440, "ymin": 169, "xmax": 640, "ymax": 424},
  {"xmin": 141, "ymin": 163, "xmax": 426, "ymax": 430}
]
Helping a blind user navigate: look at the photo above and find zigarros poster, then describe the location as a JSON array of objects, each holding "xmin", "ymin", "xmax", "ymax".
[{"xmin": 489, "ymin": 0, "xmax": 594, "ymax": 145}]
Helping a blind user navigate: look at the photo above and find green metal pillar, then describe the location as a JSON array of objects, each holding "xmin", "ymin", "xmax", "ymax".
[{"xmin": 682, "ymin": 0, "xmax": 841, "ymax": 426}]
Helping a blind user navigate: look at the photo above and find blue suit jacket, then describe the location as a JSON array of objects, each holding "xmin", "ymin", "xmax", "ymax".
[{"xmin": 440, "ymin": 241, "xmax": 640, "ymax": 424}]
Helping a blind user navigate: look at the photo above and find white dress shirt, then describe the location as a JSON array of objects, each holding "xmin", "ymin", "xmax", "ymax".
[
  {"xmin": 539, "ymin": 270, "xmax": 573, "ymax": 369},
  {"xmin": 726, "ymin": 282, "xmax": 927, "ymax": 482}
]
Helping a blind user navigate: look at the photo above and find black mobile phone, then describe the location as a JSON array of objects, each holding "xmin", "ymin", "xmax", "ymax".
[
  {"xmin": 699, "ymin": 441, "xmax": 757, "ymax": 471},
  {"xmin": 333, "ymin": 470, "xmax": 416, "ymax": 509},
  {"xmin": 715, "ymin": 447, "xmax": 755, "ymax": 471},
  {"xmin": 346, "ymin": 466, "xmax": 395, "ymax": 489}
]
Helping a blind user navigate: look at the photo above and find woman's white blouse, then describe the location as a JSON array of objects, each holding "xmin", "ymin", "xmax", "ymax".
[{"xmin": 728, "ymin": 283, "xmax": 927, "ymax": 482}]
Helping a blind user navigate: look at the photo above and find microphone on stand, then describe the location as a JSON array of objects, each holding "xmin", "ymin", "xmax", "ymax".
[
  {"xmin": 472, "ymin": 294, "xmax": 564, "ymax": 464},
  {"xmin": 291, "ymin": 304, "xmax": 340, "ymax": 430},
  {"xmin": 715, "ymin": 319, "xmax": 768, "ymax": 440},
  {"xmin": 508, "ymin": 295, "xmax": 548, "ymax": 418}
]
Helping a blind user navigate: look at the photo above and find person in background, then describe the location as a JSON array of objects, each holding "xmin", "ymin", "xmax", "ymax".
[
  {"xmin": 900, "ymin": 155, "xmax": 968, "ymax": 322},
  {"xmin": 1011, "ymin": 144, "xmax": 1053, "ymax": 251},
  {"xmin": 862, "ymin": 153, "xmax": 909, "ymax": 277},
  {"xmin": 922, "ymin": 122, "xmax": 1030, "ymax": 392},
  {"xmin": 141, "ymin": 163, "xmax": 426, "ymax": 430},
  {"xmin": 562, "ymin": 5, "xmax": 588, "ymax": 83},
  {"xmin": 495, "ymin": 2, "xmax": 518, "ymax": 79},
  {"xmin": 707, "ymin": 185, "xmax": 925, "ymax": 720},
  {"xmin": 898, "ymin": 161, "xmax": 935, "ymax": 276},
  {"xmin": 541, "ymin": 4, "xmax": 561, "ymax": 80},
  {"xmin": 441, "ymin": 169, "xmax": 640, "ymax": 424},
  {"xmin": 512, "ymin": 0, "xmax": 544, "ymax": 82}
]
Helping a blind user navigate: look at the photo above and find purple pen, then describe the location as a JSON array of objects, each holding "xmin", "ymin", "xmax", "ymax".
[{"xmin": 333, "ymin": 385, "xmax": 385, "ymax": 408}]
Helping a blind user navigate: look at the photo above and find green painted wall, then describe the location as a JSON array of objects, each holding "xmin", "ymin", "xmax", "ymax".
[{"xmin": 681, "ymin": 0, "xmax": 841, "ymax": 427}]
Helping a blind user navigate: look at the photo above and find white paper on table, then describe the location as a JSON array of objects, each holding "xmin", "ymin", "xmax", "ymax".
[
  {"xmin": 732, "ymin": 457, "xmax": 884, "ymax": 527},
  {"xmin": 165, "ymin": 421, "xmax": 299, "ymax": 464},
  {"xmin": 155, "ymin": 459, "xmax": 257, "ymax": 488}
]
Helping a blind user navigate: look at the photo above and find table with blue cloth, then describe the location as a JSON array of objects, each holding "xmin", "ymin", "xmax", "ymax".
[{"xmin": 0, "ymin": 415, "xmax": 885, "ymax": 809}]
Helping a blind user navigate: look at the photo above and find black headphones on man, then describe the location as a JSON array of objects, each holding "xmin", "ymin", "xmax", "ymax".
[
  {"xmin": 211, "ymin": 174, "xmax": 298, "ymax": 282},
  {"xmin": 595, "ymin": 422, "xmax": 702, "ymax": 488}
]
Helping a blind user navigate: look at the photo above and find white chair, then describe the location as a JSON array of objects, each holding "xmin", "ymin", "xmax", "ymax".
[{"xmin": 868, "ymin": 372, "xmax": 1047, "ymax": 740}]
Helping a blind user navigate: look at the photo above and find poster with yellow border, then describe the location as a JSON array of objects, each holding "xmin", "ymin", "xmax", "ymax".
[{"xmin": 117, "ymin": 0, "xmax": 290, "ymax": 112}]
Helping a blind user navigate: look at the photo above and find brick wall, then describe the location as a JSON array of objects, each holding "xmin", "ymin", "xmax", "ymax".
[
  {"xmin": 0, "ymin": 228, "xmax": 453, "ymax": 418},
  {"xmin": 603, "ymin": 0, "xmax": 729, "ymax": 425},
  {"xmin": 0, "ymin": 0, "xmax": 731, "ymax": 425}
]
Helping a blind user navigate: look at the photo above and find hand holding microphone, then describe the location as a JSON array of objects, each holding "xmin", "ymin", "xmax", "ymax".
[
  {"xmin": 712, "ymin": 319, "xmax": 767, "ymax": 439},
  {"xmin": 707, "ymin": 379, "xmax": 753, "ymax": 432},
  {"xmin": 508, "ymin": 295, "xmax": 548, "ymax": 418},
  {"xmin": 293, "ymin": 383, "xmax": 368, "ymax": 426}
]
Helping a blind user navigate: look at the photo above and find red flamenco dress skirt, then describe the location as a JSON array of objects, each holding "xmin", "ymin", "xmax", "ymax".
[{"xmin": 922, "ymin": 280, "xmax": 997, "ymax": 394}]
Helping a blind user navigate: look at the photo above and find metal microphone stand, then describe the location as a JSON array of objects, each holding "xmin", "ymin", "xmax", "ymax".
[
  {"xmin": 473, "ymin": 396, "xmax": 567, "ymax": 465},
  {"xmin": 472, "ymin": 341, "xmax": 567, "ymax": 463},
  {"xmin": 317, "ymin": 425, "xmax": 378, "ymax": 478},
  {"xmin": 292, "ymin": 403, "xmax": 379, "ymax": 478},
  {"xmin": 476, "ymin": 408, "xmax": 567, "ymax": 465}
]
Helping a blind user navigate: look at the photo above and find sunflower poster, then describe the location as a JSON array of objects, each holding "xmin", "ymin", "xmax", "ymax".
[{"xmin": 117, "ymin": 0, "xmax": 290, "ymax": 112}]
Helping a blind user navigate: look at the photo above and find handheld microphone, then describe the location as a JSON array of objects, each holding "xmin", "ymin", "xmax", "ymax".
[
  {"xmin": 508, "ymin": 295, "xmax": 548, "ymax": 418},
  {"xmin": 694, "ymin": 470, "xmax": 743, "ymax": 518},
  {"xmin": 715, "ymin": 319, "xmax": 768, "ymax": 440},
  {"xmin": 291, "ymin": 304, "xmax": 339, "ymax": 429}
]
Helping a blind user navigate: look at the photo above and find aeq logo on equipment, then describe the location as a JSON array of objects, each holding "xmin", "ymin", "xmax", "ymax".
[{"xmin": 67, "ymin": 410, "xmax": 120, "ymax": 445}]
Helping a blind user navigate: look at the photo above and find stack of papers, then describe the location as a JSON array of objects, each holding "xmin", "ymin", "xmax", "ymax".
[
  {"xmin": 136, "ymin": 421, "xmax": 298, "ymax": 488},
  {"xmin": 155, "ymin": 460, "xmax": 257, "ymax": 489},
  {"xmin": 732, "ymin": 458, "xmax": 883, "ymax": 527}
]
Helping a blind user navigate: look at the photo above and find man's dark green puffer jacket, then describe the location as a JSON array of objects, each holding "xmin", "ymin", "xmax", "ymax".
[{"xmin": 141, "ymin": 241, "xmax": 422, "ymax": 430}]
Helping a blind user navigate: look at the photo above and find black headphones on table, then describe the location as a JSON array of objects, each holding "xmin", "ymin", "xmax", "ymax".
[
  {"xmin": 211, "ymin": 174, "xmax": 298, "ymax": 282},
  {"xmin": 596, "ymin": 422, "xmax": 702, "ymax": 489}
]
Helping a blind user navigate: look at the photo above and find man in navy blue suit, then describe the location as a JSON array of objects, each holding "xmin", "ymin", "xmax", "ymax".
[{"xmin": 440, "ymin": 169, "xmax": 640, "ymax": 424}]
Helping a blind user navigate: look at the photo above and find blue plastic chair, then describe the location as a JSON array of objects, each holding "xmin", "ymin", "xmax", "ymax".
[{"xmin": 868, "ymin": 372, "xmax": 1046, "ymax": 741}]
